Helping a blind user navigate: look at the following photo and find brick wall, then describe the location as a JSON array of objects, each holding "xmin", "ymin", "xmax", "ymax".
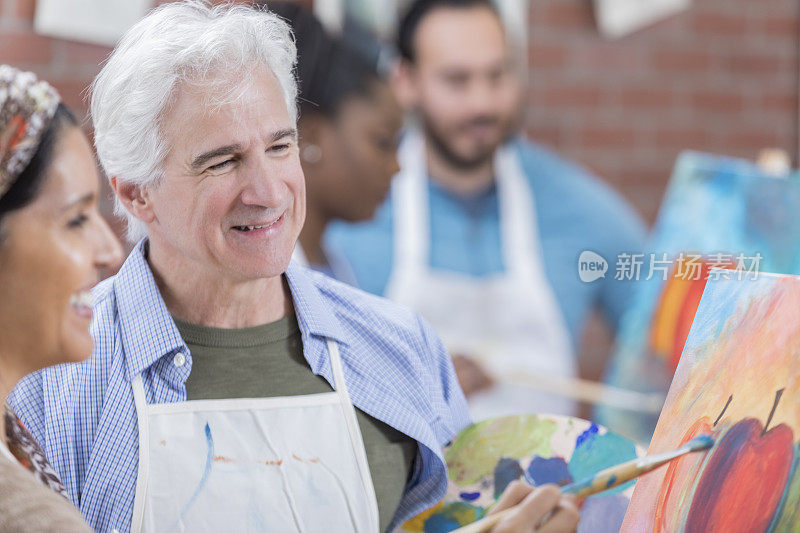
[
  {"xmin": 3, "ymin": 0, "xmax": 797, "ymax": 226},
  {"xmin": 523, "ymin": 0, "xmax": 799, "ymax": 386},
  {"xmin": 527, "ymin": 0, "xmax": 800, "ymax": 224}
]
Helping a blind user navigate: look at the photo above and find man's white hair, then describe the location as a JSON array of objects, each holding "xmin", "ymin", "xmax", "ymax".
[{"xmin": 91, "ymin": 0, "xmax": 298, "ymax": 243}]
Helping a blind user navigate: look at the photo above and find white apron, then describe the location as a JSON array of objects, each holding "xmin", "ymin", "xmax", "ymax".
[
  {"xmin": 129, "ymin": 339, "xmax": 379, "ymax": 533},
  {"xmin": 385, "ymin": 131, "xmax": 575, "ymax": 421}
]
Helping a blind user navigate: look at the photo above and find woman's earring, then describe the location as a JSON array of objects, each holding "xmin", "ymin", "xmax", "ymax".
[{"xmin": 302, "ymin": 144, "xmax": 322, "ymax": 164}]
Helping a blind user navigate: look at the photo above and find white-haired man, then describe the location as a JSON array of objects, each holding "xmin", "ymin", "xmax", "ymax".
[{"xmin": 10, "ymin": 2, "xmax": 579, "ymax": 532}]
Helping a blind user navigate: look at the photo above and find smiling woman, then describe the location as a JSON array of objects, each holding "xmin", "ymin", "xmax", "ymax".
[{"xmin": 0, "ymin": 65, "xmax": 122, "ymax": 531}]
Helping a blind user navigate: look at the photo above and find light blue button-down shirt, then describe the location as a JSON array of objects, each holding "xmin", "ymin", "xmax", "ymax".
[
  {"xmin": 327, "ymin": 137, "xmax": 648, "ymax": 350},
  {"xmin": 10, "ymin": 240, "xmax": 471, "ymax": 532}
]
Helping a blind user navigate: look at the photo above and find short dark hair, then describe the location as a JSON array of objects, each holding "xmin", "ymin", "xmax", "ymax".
[
  {"xmin": 266, "ymin": 1, "xmax": 382, "ymax": 119},
  {"xmin": 0, "ymin": 103, "xmax": 77, "ymax": 228},
  {"xmin": 397, "ymin": 0, "xmax": 498, "ymax": 63}
]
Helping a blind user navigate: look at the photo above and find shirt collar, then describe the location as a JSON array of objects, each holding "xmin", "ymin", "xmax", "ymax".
[
  {"xmin": 113, "ymin": 241, "xmax": 349, "ymax": 380},
  {"xmin": 284, "ymin": 260, "xmax": 350, "ymax": 374},
  {"xmin": 114, "ymin": 240, "xmax": 188, "ymax": 382}
]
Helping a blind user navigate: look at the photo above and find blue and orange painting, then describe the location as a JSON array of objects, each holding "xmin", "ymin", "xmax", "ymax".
[
  {"xmin": 622, "ymin": 274, "xmax": 800, "ymax": 532},
  {"xmin": 599, "ymin": 151, "xmax": 800, "ymax": 444},
  {"xmin": 401, "ymin": 415, "xmax": 640, "ymax": 533}
]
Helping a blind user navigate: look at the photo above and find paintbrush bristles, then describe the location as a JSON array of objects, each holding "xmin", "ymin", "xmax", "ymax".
[{"xmin": 686, "ymin": 435, "xmax": 714, "ymax": 452}]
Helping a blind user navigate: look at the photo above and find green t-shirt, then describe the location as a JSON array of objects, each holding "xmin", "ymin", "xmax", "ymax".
[{"xmin": 175, "ymin": 314, "xmax": 417, "ymax": 532}]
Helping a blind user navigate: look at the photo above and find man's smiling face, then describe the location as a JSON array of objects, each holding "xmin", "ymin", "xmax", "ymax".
[{"xmin": 145, "ymin": 67, "xmax": 305, "ymax": 282}]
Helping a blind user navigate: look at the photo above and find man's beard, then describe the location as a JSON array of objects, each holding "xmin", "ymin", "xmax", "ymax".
[{"xmin": 422, "ymin": 115, "xmax": 508, "ymax": 171}]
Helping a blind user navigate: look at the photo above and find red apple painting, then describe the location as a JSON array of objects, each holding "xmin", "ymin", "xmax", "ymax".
[{"xmin": 622, "ymin": 274, "xmax": 800, "ymax": 532}]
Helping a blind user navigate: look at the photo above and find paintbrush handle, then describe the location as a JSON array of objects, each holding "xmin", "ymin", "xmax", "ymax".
[
  {"xmin": 450, "ymin": 459, "xmax": 644, "ymax": 533},
  {"xmin": 561, "ymin": 442, "xmax": 696, "ymax": 498},
  {"xmin": 561, "ymin": 456, "xmax": 648, "ymax": 498},
  {"xmin": 452, "ymin": 451, "xmax": 689, "ymax": 532},
  {"xmin": 451, "ymin": 438, "xmax": 712, "ymax": 533}
]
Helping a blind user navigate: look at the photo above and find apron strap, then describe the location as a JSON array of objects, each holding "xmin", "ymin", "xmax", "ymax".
[
  {"xmin": 130, "ymin": 374, "xmax": 150, "ymax": 533},
  {"xmin": 326, "ymin": 340, "xmax": 380, "ymax": 533},
  {"xmin": 495, "ymin": 144, "xmax": 543, "ymax": 285}
]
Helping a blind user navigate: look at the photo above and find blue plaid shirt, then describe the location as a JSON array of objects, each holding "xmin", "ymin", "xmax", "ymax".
[{"xmin": 9, "ymin": 240, "xmax": 471, "ymax": 532}]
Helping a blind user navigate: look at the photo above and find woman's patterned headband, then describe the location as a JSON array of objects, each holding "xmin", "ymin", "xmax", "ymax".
[{"xmin": 0, "ymin": 65, "xmax": 61, "ymax": 200}]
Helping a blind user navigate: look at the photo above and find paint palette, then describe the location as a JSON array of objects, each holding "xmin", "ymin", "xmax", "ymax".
[{"xmin": 401, "ymin": 414, "xmax": 643, "ymax": 533}]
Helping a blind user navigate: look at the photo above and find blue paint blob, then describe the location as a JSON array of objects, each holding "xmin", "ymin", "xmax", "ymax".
[
  {"xmin": 606, "ymin": 474, "xmax": 617, "ymax": 488},
  {"xmin": 525, "ymin": 456, "xmax": 573, "ymax": 486},
  {"xmin": 459, "ymin": 491, "xmax": 481, "ymax": 502},
  {"xmin": 569, "ymin": 427, "xmax": 637, "ymax": 496},
  {"xmin": 494, "ymin": 458, "xmax": 523, "ymax": 498},
  {"xmin": 575, "ymin": 424, "xmax": 599, "ymax": 449},
  {"xmin": 423, "ymin": 515, "xmax": 459, "ymax": 533}
]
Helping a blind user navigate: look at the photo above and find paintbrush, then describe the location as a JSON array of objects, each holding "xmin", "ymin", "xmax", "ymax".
[{"xmin": 452, "ymin": 435, "xmax": 714, "ymax": 533}]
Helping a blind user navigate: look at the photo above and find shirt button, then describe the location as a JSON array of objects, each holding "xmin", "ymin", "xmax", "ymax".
[{"xmin": 173, "ymin": 352, "xmax": 186, "ymax": 367}]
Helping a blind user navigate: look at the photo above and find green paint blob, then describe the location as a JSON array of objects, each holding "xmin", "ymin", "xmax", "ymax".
[
  {"xmin": 438, "ymin": 501, "xmax": 485, "ymax": 528},
  {"xmin": 446, "ymin": 416, "xmax": 557, "ymax": 485}
]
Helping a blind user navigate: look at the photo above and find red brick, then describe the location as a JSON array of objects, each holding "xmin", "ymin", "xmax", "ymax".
[
  {"xmin": 652, "ymin": 49, "xmax": 711, "ymax": 71},
  {"xmin": 572, "ymin": 44, "xmax": 642, "ymax": 70},
  {"xmin": 0, "ymin": 31, "xmax": 53, "ymax": 64},
  {"xmin": 14, "ymin": 0, "xmax": 36, "ymax": 20},
  {"xmin": 542, "ymin": 86, "xmax": 604, "ymax": 107},
  {"xmin": 624, "ymin": 185, "xmax": 662, "ymax": 226},
  {"xmin": 540, "ymin": 3, "xmax": 593, "ymax": 30},
  {"xmin": 62, "ymin": 41, "xmax": 113, "ymax": 66},
  {"xmin": 691, "ymin": 91, "xmax": 745, "ymax": 113},
  {"xmin": 762, "ymin": 93, "xmax": 798, "ymax": 113},
  {"xmin": 529, "ymin": 44, "xmax": 568, "ymax": 69},
  {"xmin": 692, "ymin": 12, "xmax": 749, "ymax": 35},
  {"xmin": 526, "ymin": 125, "xmax": 565, "ymax": 147},
  {"xmin": 723, "ymin": 131, "xmax": 782, "ymax": 152},
  {"xmin": 655, "ymin": 128, "xmax": 711, "ymax": 149},
  {"xmin": 578, "ymin": 127, "xmax": 637, "ymax": 148},
  {"xmin": 620, "ymin": 88, "xmax": 674, "ymax": 108},
  {"xmin": 763, "ymin": 16, "xmax": 800, "ymax": 37},
  {"xmin": 724, "ymin": 53, "xmax": 784, "ymax": 75},
  {"xmin": 616, "ymin": 167, "xmax": 672, "ymax": 186},
  {"xmin": 51, "ymin": 79, "xmax": 93, "ymax": 114}
]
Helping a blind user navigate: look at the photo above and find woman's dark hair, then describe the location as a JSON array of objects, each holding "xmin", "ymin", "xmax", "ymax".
[
  {"xmin": 265, "ymin": 2, "xmax": 383, "ymax": 120},
  {"xmin": 0, "ymin": 103, "xmax": 78, "ymax": 224}
]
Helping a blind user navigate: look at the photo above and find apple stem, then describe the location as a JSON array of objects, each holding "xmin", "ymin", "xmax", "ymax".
[
  {"xmin": 762, "ymin": 388, "xmax": 785, "ymax": 436},
  {"xmin": 713, "ymin": 394, "xmax": 733, "ymax": 427}
]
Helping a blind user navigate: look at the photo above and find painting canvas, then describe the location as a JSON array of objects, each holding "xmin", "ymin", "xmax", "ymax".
[
  {"xmin": 599, "ymin": 151, "xmax": 800, "ymax": 444},
  {"xmin": 621, "ymin": 274, "xmax": 800, "ymax": 532},
  {"xmin": 401, "ymin": 415, "xmax": 643, "ymax": 533}
]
